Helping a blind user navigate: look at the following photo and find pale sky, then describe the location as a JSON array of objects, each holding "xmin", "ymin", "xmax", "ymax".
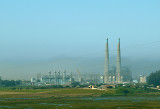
[{"xmin": 0, "ymin": 0, "xmax": 160, "ymax": 79}]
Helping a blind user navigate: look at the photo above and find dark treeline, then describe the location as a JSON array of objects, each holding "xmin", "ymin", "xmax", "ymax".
[
  {"xmin": 0, "ymin": 80, "xmax": 21, "ymax": 87},
  {"xmin": 0, "ymin": 85, "xmax": 84, "ymax": 90},
  {"xmin": 147, "ymin": 70, "xmax": 160, "ymax": 86},
  {"xmin": 0, "ymin": 80, "xmax": 88, "ymax": 89}
]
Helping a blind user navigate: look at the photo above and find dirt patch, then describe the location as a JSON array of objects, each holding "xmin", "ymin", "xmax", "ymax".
[
  {"xmin": 0, "ymin": 92, "xmax": 27, "ymax": 95},
  {"xmin": 36, "ymin": 91, "xmax": 52, "ymax": 94}
]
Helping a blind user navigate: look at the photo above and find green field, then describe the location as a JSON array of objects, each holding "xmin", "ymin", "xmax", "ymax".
[{"xmin": 0, "ymin": 88, "xmax": 160, "ymax": 109}]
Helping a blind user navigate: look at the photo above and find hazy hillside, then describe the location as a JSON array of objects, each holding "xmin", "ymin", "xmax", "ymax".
[{"xmin": 0, "ymin": 56, "xmax": 160, "ymax": 80}]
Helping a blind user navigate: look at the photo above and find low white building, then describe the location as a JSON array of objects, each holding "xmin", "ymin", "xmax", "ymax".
[{"xmin": 139, "ymin": 75, "xmax": 146, "ymax": 83}]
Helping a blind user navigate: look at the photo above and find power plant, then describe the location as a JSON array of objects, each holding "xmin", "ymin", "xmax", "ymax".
[
  {"xmin": 104, "ymin": 38, "xmax": 126, "ymax": 84},
  {"xmin": 30, "ymin": 71, "xmax": 103, "ymax": 86},
  {"xmin": 29, "ymin": 38, "xmax": 132, "ymax": 86},
  {"xmin": 104, "ymin": 38, "xmax": 109, "ymax": 84},
  {"xmin": 116, "ymin": 38, "xmax": 122, "ymax": 83}
]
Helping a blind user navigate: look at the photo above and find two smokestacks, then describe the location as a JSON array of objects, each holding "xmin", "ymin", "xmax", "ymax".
[{"xmin": 104, "ymin": 38, "xmax": 122, "ymax": 84}]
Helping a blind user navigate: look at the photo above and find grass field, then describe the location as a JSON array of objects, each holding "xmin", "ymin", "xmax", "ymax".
[{"xmin": 0, "ymin": 88, "xmax": 160, "ymax": 109}]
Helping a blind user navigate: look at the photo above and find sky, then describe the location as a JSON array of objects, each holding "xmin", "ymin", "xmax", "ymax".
[{"xmin": 0, "ymin": 0, "xmax": 160, "ymax": 79}]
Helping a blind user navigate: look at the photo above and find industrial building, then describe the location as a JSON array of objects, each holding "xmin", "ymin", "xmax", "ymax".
[
  {"xmin": 139, "ymin": 75, "xmax": 146, "ymax": 83},
  {"xmin": 31, "ymin": 71, "xmax": 103, "ymax": 86},
  {"xmin": 104, "ymin": 38, "xmax": 132, "ymax": 84},
  {"xmin": 31, "ymin": 70, "xmax": 73, "ymax": 85}
]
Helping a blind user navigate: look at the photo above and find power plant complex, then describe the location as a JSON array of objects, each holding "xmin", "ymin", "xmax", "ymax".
[
  {"xmin": 104, "ymin": 38, "xmax": 126, "ymax": 84},
  {"xmin": 29, "ymin": 38, "xmax": 132, "ymax": 86}
]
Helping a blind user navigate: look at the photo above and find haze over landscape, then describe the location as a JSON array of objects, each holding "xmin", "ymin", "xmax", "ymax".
[{"xmin": 0, "ymin": 0, "xmax": 160, "ymax": 80}]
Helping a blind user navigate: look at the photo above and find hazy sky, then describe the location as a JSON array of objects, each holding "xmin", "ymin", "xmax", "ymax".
[
  {"xmin": 0, "ymin": 0, "xmax": 160, "ymax": 60},
  {"xmin": 0, "ymin": 0, "xmax": 160, "ymax": 79}
]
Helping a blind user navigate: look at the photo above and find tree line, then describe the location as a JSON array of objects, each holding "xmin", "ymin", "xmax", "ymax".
[
  {"xmin": 147, "ymin": 70, "xmax": 160, "ymax": 86},
  {"xmin": 0, "ymin": 80, "xmax": 22, "ymax": 87}
]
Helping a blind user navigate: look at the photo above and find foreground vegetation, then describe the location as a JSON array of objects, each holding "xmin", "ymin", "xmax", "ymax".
[
  {"xmin": 1, "ymin": 97, "xmax": 160, "ymax": 109},
  {"xmin": 0, "ymin": 88, "xmax": 160, "ymax": 108}
]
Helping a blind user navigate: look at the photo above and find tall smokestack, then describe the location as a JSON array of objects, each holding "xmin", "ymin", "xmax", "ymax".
[
  {"xmin": 116, "ymin": 38, "xmax": 121, "ymax": 83},
  {"xmin": 104, "ymin": 38, "xmax": 109, "ymax": 84}
]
